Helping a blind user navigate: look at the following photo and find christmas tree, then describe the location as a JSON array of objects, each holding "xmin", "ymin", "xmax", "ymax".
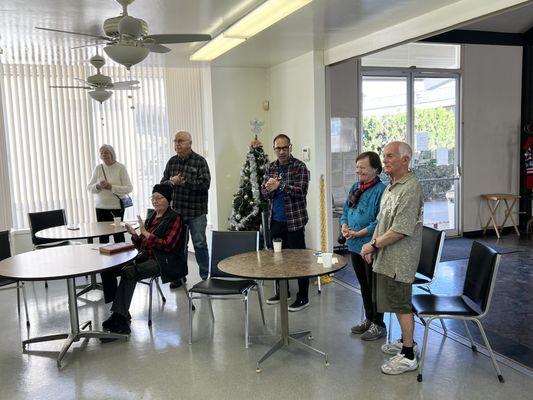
[{"xmin": 229, "ymin": 119, "xmax": 269, "ymax": 231}]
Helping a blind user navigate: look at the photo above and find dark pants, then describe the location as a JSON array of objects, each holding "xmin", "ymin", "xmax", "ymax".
[
  {"xmin": 110, "ymin": 259, "xmax": 160, "ymax": 317},
  {"xmin": 350, "ymin": 252, "xmax": 384, "ymax": 327},
  {"xmin": 96, "ymin": 208, "xmax": 125, "ymax": 303},
  {"xmin": 270, "ymin": 220, "xmax": 309, "ymax": 301}
]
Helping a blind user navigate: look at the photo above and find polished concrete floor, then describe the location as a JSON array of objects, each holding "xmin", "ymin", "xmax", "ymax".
[{"xmin": 1, "ymin": 257, "xmax": 532, "ymax": 400}]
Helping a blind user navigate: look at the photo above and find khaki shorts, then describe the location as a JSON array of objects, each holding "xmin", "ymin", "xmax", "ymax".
[{"xmin": 374, "ymin": 273, "xmax": 413, "ymax": 314}]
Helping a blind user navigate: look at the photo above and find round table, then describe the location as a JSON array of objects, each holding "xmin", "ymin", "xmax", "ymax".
[
  {"xmin": 219, "ymin": 249, "xmax": 347, "ymax": 372},
  {"xmin": 35, "ymin": 221, "xmax": 135, "ymax": 296},
  {"xmin": 0, "ymin": 244, "xmax": 137, "ymax": 368}
]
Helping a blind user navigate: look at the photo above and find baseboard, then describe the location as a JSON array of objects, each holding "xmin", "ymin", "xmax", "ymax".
[{"xmin": 463, "ymin": 226, "xmax": 517, "ymax": 238}]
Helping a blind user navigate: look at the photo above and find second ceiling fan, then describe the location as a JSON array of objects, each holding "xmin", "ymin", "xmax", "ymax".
[{"xmin": 37, "ymin": 0, "xmax": 211, "ymax": 69}]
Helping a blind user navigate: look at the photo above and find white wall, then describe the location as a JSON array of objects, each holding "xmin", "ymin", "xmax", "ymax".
[
  {"xmin": 210, "ymin": 67, "xmax": 270, "ymax": 229},
  {"xmin": 268, "ymin": 51, "xmax": 329, "ymax": 250},
  {"xmin": 462, "ymin": 44, "xmax": 522, "ymax": 232}
]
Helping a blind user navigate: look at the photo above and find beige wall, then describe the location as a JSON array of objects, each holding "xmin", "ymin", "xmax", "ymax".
[
  {"xmin": 462, "ymin": 44, "xmax": 522, "ymax": 232},
  {"xmin": 210, "ymin": 67, "xmax": 270, "ymax": 230}
]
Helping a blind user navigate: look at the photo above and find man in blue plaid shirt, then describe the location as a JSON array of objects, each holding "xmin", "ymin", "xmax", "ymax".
[
  {"xmin": 261, "ymin": 134, "xmax": 311, "ymax": 311},
  {"xmin": 161, "ymin": 131, "xmax": 211, "ymax": 284}
]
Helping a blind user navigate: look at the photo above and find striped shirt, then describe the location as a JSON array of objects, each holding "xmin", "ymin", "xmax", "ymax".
[
  {"xmin": 261, "ymin": 156, "xmax": 310, "ymax": 232},
  {"xmin": 161, "ymin": 151, "xmax": 211, "ymax": 219}
]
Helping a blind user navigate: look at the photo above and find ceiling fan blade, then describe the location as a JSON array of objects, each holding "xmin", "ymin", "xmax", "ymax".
[
  {"xmin": 74, "ymin": 78, "xmax": 91, "ymax": 85},
  {"xmin": 71, "ymin": 42, "xmax": 107, "ymax": 50},
  {"xmin": 111, "ymin": 86, "xmax": 140, "ymax": 91},
  {"xmin": 143, "ymin": 43, "xmax": 171, "ymax": 53},
  {"xmin": 36, "ymin": 27, "xmax": 111, "ymax": 41},
  {"xmin": 50, "ymin": 85, "xmax": 91, "ymax": 89},
  {"xmin": 144, "ymin": 34, "xmax": 211, "ymax": 44},
  {"xmin": 112, "ymin": 80, "xmax": 140, "ymax": 88}
]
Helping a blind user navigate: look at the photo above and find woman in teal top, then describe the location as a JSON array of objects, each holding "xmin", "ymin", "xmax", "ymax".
[{"xmin": 341, "ymin": 151, "xmax": 387, "ymax": 341}]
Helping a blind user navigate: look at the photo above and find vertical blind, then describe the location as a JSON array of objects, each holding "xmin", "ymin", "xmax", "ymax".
[{"xmin": 0, "ymin": 45, "xmax": 205, "ymax": 229}]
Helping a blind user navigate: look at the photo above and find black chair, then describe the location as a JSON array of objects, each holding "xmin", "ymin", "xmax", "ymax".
[
  {"xmin": 387, "ymin": 226, "xmax": 446, "ymax": 342},
  {"xmin": 412, "ymin": 241, "xmax": 504, "ymax": 383},
  {"xmin": 140, "ymin": 224, "xmax": 190, "ymax": 326},
  {"xmin": 0, "ymin": 230, "xmax": 30, "ymax": 326},
  {"xmin": 28, "ymin": 209, "xmax": 77, "ymax": 289},
  {"xmin": 188, "ymin": 231, "xmax": 266, "ymax": 348}
]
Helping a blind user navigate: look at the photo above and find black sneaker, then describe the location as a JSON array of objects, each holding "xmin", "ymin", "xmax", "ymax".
[
  {"xmin": 102, "ymin": 313, "xmax": 119, "ymax": 330},
  {"xmin": 288, "ymin": 298, "xmax": 309, "ymax": 312},
  {"xmin": 266, "ymin": 292, "xmax": 291, "ymax": 305}
]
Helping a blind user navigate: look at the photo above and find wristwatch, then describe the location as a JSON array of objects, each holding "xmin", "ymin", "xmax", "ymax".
[{"xmin": 370, "ymin": 239, "xmax": 379, "ymax": 250}]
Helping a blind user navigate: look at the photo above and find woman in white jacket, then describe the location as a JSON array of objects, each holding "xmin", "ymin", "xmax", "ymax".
[{"xmin": 87, "ymin": 144, "xmax": 133, "ymax": 302}]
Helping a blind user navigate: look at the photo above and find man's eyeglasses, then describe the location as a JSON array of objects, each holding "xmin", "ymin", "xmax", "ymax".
[
  {"xmin": 273, "ymin": 145, "xmax": 291, "ymax": 152},
  {"xmin": 173, "ymin": 139, "xmax": 191, "ymax": 144}
]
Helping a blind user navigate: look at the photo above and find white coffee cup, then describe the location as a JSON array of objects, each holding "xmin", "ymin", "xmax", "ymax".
[
  {"xmin": 273, "ymin": 238, "xmax": 282, "ymax": 253},
  {"xmin": 322, "ymin": 252, "xmax": 333, "ymax": 268},
  {"xmin": 113, "ymin": 217, "xmax": 122, "ymax": 227}
]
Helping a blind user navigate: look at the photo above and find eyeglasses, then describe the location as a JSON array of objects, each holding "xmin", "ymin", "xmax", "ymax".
[
  {"xmin": 273, "ymin": 145, "xmax": 291, "ymax": 152},
  {"xmin": 173, "ymin": 139, "xmax": 191, "ymax": 144},
  {"xmin": 150, "ymin": 196, "xmax": 166, "ymax": 202}
]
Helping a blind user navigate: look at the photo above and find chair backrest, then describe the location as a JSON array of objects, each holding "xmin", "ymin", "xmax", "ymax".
[
  {"xmin": 261, "ymin": 210, "xmax": 271, "ymax": 249},
  {"xmin": 27, "ymin": 209, "xmax": 67, "ymax": 246},
  {"xmin": 0, "ymin": 230, "xmax": 14, "ymax": 286},
  {"xmin": 416, "ymin": 226, "xmax": 446, "ymax": 281},
  {"xmin": 0, "ymin": 230, "xmax": 11, "ymax": 261},
  {"xmin": 462, "ymin": 241, "xmax": 501, "ymax": 316},
  {"xmin": 210, "ymin": 231, "xmax": 259, "ymax": 278}
]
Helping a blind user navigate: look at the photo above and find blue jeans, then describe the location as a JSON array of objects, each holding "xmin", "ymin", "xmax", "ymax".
[{"xmin": 184, "ymin": 214, "xmax": 209, "ymax": 280}]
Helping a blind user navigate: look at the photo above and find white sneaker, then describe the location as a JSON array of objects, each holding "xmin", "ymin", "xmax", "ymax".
[
  {"xmin": 381, "ymin": 353, "xmax": 418, "ymax": 375},
  {"xmin": 381, "ymin": 339, "xmax": 419, "ymax": 356}
]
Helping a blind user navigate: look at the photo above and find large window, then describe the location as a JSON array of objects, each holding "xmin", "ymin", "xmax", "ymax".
[{"xmin": 0, "ymin": 46, "xmax": 204, "ymax": 229}]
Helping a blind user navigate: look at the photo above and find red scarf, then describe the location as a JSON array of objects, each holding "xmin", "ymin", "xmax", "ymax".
[{"xmin": 349, "ymin": 177, "xmax": 380, "ymax": 208}]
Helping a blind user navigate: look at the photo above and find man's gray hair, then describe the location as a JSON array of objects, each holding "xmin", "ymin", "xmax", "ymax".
[
  {"xmin": 99, "ymin": 144, "xmax": 116, "ymax": 161},
  {"xmin": 398, "ymin": 142, "xmax": 412, "ymax": 160}
]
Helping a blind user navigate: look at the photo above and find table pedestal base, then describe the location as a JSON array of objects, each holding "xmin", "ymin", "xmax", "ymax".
[
  {"xmin": 22, "ymin": 278, "xmax": 128, "ymax": 368},
  {"xmin": 76, "ymin": 273, "xmax": 104, "ymax": 297},
  {"xmin": 255, "ymin": 330, "xmax": 328, "ymax": 373},
  {"xmin": 255, "ymin": 280, "xmax": 328, "ymax": 372}
]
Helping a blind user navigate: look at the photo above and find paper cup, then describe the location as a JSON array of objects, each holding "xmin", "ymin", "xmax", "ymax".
[
  {"xmin": 273, "ymin": 238, "xmax": 282, "ymax": 253},
  {"xmin": 113, "ymin": 217, "xmax": 122, "ymax": 227},
  {"xmin": 322, "ymin": 252, "xmax": 333, "ymax": 268}
]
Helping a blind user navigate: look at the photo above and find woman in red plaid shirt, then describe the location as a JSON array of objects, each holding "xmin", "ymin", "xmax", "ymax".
[{"xmin": 101, "ymin": 184, "xmax": 183, "ymax": 338}]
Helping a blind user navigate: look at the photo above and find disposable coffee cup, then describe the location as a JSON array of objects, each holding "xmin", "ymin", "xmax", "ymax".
[
  {"xmin": 113, "ymin": 217, "xmax": 122, "ymax": 227},
  {"xmin": 273, "ymin": 238, "xmax": 282, "ymax": 253},
  {"xmin": 322, "ymin": 252, "xmax": 333, "ymax": 268}
]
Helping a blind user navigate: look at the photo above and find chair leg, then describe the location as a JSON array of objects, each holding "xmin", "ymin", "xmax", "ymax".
[
  {"xmin": 439, "ymin": 319, "xmax": 448, "ymax": 336},
  {"xmin": 256, "ymin": 284, "xmax": 266, "ymax": 326},
  {"xmin": 16, "ymin": 282, "xmax": 21, "ymax": 315},
  {"xmin": 463, "ymin": 320, "xmax": 477, "ymax": 351},
  {"xmin": 472, "ymin": 319, "xmax": 504, "ymax": 382},
  {"xmin": 417, "ymin": 316, "xmax": 434, "ymax": 382},
  {"xmin": 387, "ymin": 312, "xmax": 393, "ymax": 343},
  {"xmin": 155, "ymin": 278, "xmax": 166, "ymax": 302},
  {"xmin": 188, "ymin": 294, "xmax": 193, "ymax": 344},
  {"xmin": 317, "ymin": 275, "xmax": 322, "ymax": 294},
  {"xmin": 45, "ymin": 280, "xmax": 48, "ymax": 289},
  {"xmin": 244, "ymin": 294, "xmax": 250, "ymax": 348},
  {"xmin": 207, "ymin": 297, "xmax": 215, "ymax": 322},
  {"xmin": 182, "ymin": 283, "xmax": 195, "ymax": 311},
  {"xmin": 148, "ymin": 280, "xmax": 153, "ymax": 326}
]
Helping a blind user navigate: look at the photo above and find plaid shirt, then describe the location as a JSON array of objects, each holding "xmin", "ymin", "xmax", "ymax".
[
  {"xmin": 261, "ymin": 155, "xmax": 309, "ymax": 231},
  {"xmin": 132, "ymin": 213, "xmax": 182, "ymax": 259},
  {"xmin": 161, "ymin": 151, "xmax": 211, "ymax": 219}
]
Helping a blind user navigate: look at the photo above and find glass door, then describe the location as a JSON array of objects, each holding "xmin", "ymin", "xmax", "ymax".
[
  {"xmin": 360, "ymin": 71, "xmax": 461, "ymax": 235},
  {"xmin": 412, "ymin": 75, "xmax": 460, "ymax": 235}
]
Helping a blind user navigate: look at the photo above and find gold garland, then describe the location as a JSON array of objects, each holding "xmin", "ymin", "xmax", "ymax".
[{"xmin": 317, "ymin": 174, "xmax": 333, "ymax": 285}]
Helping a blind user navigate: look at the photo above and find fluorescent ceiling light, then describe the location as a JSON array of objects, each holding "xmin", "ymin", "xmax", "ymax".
[
  {"xmin": 225, "ymin": 0, "xmax": 312, "ymax": 38},
  {"xmin": 190, "ymin": 35, "xmax": 245, "ymax": 61},
  {"xmin": 190, "ymin": 0, "xmax": 312, "ymax": 62}
]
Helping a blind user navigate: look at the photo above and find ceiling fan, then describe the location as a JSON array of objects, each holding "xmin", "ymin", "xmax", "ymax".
[
  {"xmin": 50, "ymin": 54, "xmax": 140, "ymax": 103},
  {"xmin": 36, "ymin": 0, "xmax": 211, "ymax": 69}
]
